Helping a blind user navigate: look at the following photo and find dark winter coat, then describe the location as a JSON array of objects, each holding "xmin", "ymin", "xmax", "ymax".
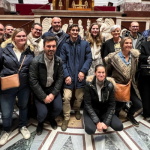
[
  {"xmin": 101, "ymin": 37, "xmax": 122, "ymax": 59},
  {"xmin": 29, "ymin": 52, "xmax": 64, "ymax": 101},
  {"xmin": 139, "ymin": 41, "xmax": 150, "ymax": 64},
  {"xmin": 42, "ymin": 27, "xmax": 69, "ymax": 56},
  {"xmin": 60, "ymin": 36, "xmax": 92, "ymax": 89},
  {"xmin": 0, "ymin": 41, "xmax": 34, "ymax": 89},
  {"xmin": 84, "ymin": 75, "xmax": 116, "ymax": 126}
]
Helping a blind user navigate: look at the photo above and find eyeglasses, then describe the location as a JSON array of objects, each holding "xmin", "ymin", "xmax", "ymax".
[
  {"xmin": 34, "ymin": 28, "xmax": 42, "ymax": 32},
  {"xmin": 131, "ymin": 26, "xmax": 139, "ymax": 28}
]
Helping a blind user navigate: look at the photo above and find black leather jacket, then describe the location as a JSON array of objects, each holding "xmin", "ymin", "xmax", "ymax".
[
  {"xmin": 84, "ymin": 76, "xmax": 115, "ymax": 126},
  {"xmin": 29, "ymin": 52, "xmax": 64, "ymax": 101}
]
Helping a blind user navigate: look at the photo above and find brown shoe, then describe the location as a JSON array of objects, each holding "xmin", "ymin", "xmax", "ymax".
[
  {"xmin": 61, "ymin": 120, "xmax": 69, "ymax": 131},
  {"xmin": 75, "ymin": 111, "xmax": 81, "ymax": 120}
]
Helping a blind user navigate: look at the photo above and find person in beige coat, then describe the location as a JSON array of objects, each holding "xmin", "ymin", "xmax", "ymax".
[
  {"xmin": 27, "ymin": 23, "xmax": 43, "ymax": 57},
  {"xmin": 105, "ymin": 37, "xmax": 142, "ymax": 127}
]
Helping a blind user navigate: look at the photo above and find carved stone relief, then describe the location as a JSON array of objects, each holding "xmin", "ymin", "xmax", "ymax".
[
  {"xmin": 42, "ymin": 17, "xmax": 127, "ymax": 41},
  {"xmin": 42, "ymin": 18, "xmax": 52, "ymax": 35},
  {"xmin": 62, "ymin": 24, "xmax": 68, "ymax": 33}
]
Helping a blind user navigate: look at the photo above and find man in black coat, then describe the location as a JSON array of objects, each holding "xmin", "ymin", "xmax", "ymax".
[{"xmin": 29, "ymin": 36, "xmax": 64, "ymax": 135}]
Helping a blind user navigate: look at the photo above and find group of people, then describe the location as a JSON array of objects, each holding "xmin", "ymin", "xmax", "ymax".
[{"xmin": 0, "ymin": 17, "xmax": 149, "ymax": 146}]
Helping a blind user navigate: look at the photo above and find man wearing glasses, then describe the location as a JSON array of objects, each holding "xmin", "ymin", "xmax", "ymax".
[
  {"xmin": 27, "ymin": 23, "xmax": 43, "ymax": 57},
  {"xmin": 123, "ymin": 21, "xmax": 145, "ymax": 51}
]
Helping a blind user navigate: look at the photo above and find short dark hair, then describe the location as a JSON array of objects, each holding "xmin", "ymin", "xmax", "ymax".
[
  {"xmin": 95, "ymin": 64, "xmax": 106, "ymax": 72},
  {"xmin": 43, "ymin": 36, "xmax": 57, "ymax": 46},
  {"xmin": 31, "ymin": 23, "xmax": 42, "ymax": 29},
  {"xmin": 4, "ymin": 24, "xmax": 13, "ymax": 30},
  {"xmin": 68, "ymin": 24, "xmax": 80, "ymax": 32}
]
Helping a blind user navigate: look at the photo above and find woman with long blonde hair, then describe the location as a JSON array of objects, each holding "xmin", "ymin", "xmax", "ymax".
[{"xmin": 86, "ymin": 23, "xmax": 103, "ymax": 75}]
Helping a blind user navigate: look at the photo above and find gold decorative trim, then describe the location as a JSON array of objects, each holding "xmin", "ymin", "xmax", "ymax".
[
  {"xmin": 66, "ymin": 0, "xmax": 69, "ymax": 10},
  {"xmin": 53, "ymin": 0, "xmax": 56, "ymax": 10},
  {"xmin": 92, "ymin": 0, "xmax": 94, "ymax": 11}
]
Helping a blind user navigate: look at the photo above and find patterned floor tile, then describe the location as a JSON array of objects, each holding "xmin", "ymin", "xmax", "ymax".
[
  {"xmin": 124, "ymin": 122, "xmax": 150, "ymax": 150},
  {"xmin": 49, "ymin": 132, "xmax": 86, "ymax": 150},
  {"xmin": 92, "ymin": 131, "xmax": 131, "ymax": 150}
]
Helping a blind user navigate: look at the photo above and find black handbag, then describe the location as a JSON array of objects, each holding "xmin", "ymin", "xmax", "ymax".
[{"xmin": 140, "ymin": 64, "xmax": 150, "ymax": 76}]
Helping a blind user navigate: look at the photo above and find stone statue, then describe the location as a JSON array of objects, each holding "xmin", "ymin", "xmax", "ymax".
[
  {"xmin": 87, "ymin": 19, "xmax": 91, "ymax": 30},
  {"xmin": 69, "ymin": 18, "xmax": 73, "ymax": 26},
  {"xmin": 42, "ymin": 18, "xmax": 52, "ymax": 35},
  {"xmin": 62, "ymin": 24, "xmax": 68, "ymax": 33},
  {"xmin": 85, "ymin": 1, "xmax": 88, "ymax": 9},
  {"xmin": 96, "ymin": 18, "xmax": 104, "ymax": 27},
  {"xmin": 97, "ymin": 18, "xmax": 115, "ymax": 41},
  {"xmin": 78, "ymin": 19, "xmax": 84, "ymax": 39}
]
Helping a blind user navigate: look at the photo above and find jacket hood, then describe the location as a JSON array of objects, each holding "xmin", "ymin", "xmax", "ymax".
[
  {"xmin": 104, "ymin": 49, "xmax": 140, "ymax": 64},
  {"xmin": 1, "ymin": 38, "xmax": 34, "ymax": 51},
  {"xmin": 86, "ymin": 75, "xmax": 117, "ymax": 91},
  {"xmin": 1, "ymin": 38, "xmax": 11, "ymax": 48}
]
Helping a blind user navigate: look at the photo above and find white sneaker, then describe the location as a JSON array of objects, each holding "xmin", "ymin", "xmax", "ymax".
[
  {"xmin": 20, "ymin": 126, "xmax": 31, "ymax": 139},
  {"xmin": 0, "ymin": 131, "xmax": 10, "ymax": 145}
]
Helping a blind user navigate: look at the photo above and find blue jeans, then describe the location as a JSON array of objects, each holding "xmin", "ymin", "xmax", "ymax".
[
  {"xmin": 0, "ymin": 86, "xmax": 30, "ymax": 132},
  {"xmin": 35, "ymin": 93, "xmax": 62, "ymax": 123}
]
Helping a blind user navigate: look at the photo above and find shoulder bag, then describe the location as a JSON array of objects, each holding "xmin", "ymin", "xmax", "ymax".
[
  {"xmin": 1, "ymin": 55, "xmax": 26, "ymax": 90},
  {"xmin": 115, "ymin": 80, "xmax": 131, "ymax": 102}
]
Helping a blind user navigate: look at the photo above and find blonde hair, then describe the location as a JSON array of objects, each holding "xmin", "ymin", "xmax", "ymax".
[
  {"xmin": 11, "ymin": 28, "xmax": 27, "ymax": 42},
  {"xmin": 120, "ymin": 37, "xmax": 132, "ymax": 49},
  {"xmin": 86, "ymin": 23, "xmax": 103, "ymax": 47}
]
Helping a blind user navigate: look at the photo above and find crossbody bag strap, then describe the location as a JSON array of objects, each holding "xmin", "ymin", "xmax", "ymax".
[{"xmin": 18, "ymin": 55, "xmax": 26, "ymax": 73}]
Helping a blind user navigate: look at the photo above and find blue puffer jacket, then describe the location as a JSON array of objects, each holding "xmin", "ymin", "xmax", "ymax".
[
  {"xmin": 42, "ymin": 27, "xmax": 69, "ymax": 56},
  {"xmin": 0, "ymin": 42, "xmax": 34, "ymax": 89},
  {"xmin": 60, "ymin": 36, "xmax": 92, "ymax": 89}
]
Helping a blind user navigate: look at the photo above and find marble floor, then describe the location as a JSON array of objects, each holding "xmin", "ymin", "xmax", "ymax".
[{"xmin": 0, "ymin": 109, "xmax": 150, "ymax": 150}]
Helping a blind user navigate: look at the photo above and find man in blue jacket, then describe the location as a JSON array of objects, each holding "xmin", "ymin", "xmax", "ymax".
[
  {"xmin": 60, "ymin": 24, "xmax": 92, "ymax": 131},
  {"xmin": 42, "ymin": 17, "xmax": 68, "ymax": 56}
]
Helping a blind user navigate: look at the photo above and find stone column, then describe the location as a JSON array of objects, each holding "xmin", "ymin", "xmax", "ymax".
[
  {"xmin": 34, "ymin": 15, "xmax": 41, "ymax": 24},
  {"xmin": 116, "ymin": 17, "xmax": 122, "ymax": 27},
  {"xmin": 146, "ymin": 20, "xmax": 150, "ymax": 30}
]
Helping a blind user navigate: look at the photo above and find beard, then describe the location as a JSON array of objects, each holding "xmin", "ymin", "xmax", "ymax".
[{"xmin": 0, "ymin": 34, "xmax": 4, "ymax": 39}]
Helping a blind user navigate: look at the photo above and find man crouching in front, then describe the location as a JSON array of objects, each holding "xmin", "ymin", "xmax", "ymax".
[{"xmin": 29, "ymin": 36, "xmax": 63, "ymax": 135}]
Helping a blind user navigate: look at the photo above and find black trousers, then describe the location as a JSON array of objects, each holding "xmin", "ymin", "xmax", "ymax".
[
  {"xmin": 34, "ymin": 93, "xmax": 62, "ymax": 123},
  {"xmin": 139, "ymin": 76, "xmax": 150, "ymax": 117},
  {"xmin": 115, "ymin": 84, "xmax": 142, "ymax": 116},
  {"xmin": 83, "ymin": 109, "xmax": 123, "ymax": 135}
]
